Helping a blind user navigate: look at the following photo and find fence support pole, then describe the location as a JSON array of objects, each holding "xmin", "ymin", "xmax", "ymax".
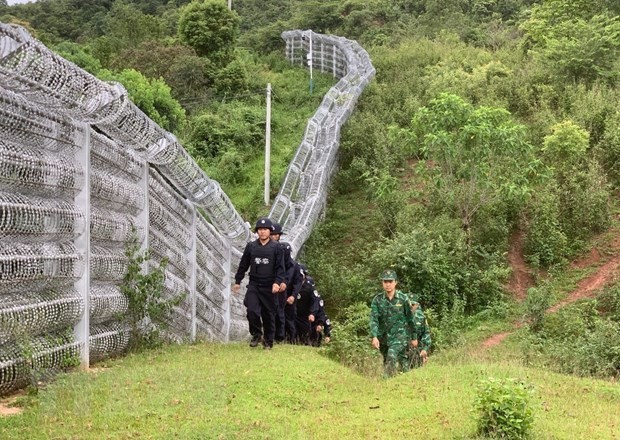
[
  {"xmin": 189, "ymin": 204, "xmax": 197, "ymax": 342},
  {"xmin": 73, "ymin": 124, "xmax": 91, "ymax": 369}
]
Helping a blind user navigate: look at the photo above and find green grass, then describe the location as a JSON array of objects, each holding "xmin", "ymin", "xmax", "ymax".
[
  {"xmin": 208, "ymin": 66, "xmax": 335, "ymax": 220},
  {"xmin": 2, "ymin": 343, "xmax": 619, "ymax": 439}
]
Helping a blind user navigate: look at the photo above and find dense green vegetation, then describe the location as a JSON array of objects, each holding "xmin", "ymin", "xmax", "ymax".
[{"xmin": 2, "ymin": 0, "xmax": 620, "ymax": 385}]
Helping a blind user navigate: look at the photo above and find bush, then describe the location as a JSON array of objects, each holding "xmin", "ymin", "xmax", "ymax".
[
  {"xmin": 370, "ymin": 216, "xmax": 506, "ymax": 314},
  {"xmin": 424, "ymin": 298, "xmax": 466, "ymax": 352},
  {"xmin": 321, "ymin": 302, "xmax": 382, "ymax": 376},
  {"xmin": 473, "ymin": 377, "xmax": 535, "ymax": 439},
  {"xmin": 597, "ymin": 285, "xmax": 620, "ymax": 322},
  {"xmin": 97, "ymin": 68, "xmax": 186, "ymax": 133},
  {"xmin": 523, "ymin": 285, "xmax": 552, "ymax": 334},
  {"xmin": 538, "ymin": 300, "xmax": 620, "ymax": 378},
  {"xmin": 186, "ymin": 103, "xmax": 265, "ymax": 159},
  {"xmin": 524, "ymin": 187, "xmax": 568, "ymax": 268},
  {"xmin": 596, "ymin": 110, "xmax": 620, "ymax": 188},
  {"xmin": 121, "ymin": 237, "xmax": 185, "ymax": 351}
]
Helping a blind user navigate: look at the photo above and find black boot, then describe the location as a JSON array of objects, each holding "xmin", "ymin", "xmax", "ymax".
[{"xmin": 249, "ymin": 335, "xmax": 261, "ymax": 347}]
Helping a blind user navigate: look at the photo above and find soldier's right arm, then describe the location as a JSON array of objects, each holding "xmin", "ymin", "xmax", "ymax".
[
  {"xmin": 416, "ymin": 309, "xmax": 431, "ymax": 352},
  {"xmin": 283, "ymin": 245, "xmax": 296, "ymax": 283},
  {"xmin": 290, "ymin": 264, "xmax": 304, "ymax": 298},
  {"xmin": 369, "ymin": 296, "xmax": 381, "ymax": 338},
  {"xmin": 234, "ymin": 243, "xmax": 252, "ymax": 285}
]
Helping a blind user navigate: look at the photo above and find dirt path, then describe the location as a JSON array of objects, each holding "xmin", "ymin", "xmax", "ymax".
[
  {"xmin": 480, "ymin": 239, "xmax": 620, "ymax": 350},
  {"xmin": 0, "ymin": 391, "xmax": 25, "ymax": 417},
  {"xmin": 505, "ymin": 230, "xmax": 534, "ymax": 302}
]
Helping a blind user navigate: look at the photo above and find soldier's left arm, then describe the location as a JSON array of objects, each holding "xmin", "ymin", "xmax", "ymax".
[
  {"xmin": 416, "ymin": 309, "xmax": 431, "ymax": 352},
  {"xmin": 403, "ymin": 296, "xmax": 416, "ymax": 342},
  {"xmin": 274, "ymin": 244, "xmax": 286, "ymax": 285}
]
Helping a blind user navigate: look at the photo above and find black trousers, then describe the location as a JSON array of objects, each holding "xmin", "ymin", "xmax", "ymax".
[
  {"xmin": 284, "ymin": 301, "xmax": 297, "ymax": 342},
  {"xmin": 295, "ymin": 315, "xmax": 312, "ymax": 345},
  {"xmin": 274, "ymin": 292, "xmax": 287, "ymax": 341},
  {"xmin": 243, "ymin": 284, "xmax": 276, "ymax": 345},
  {"xmin": 310, "ymin": 324, "xmax": 323, "ymax": 347}
]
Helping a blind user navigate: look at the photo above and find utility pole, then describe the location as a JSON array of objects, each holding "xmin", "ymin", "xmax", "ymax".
[
  {"xmin": 264, "ymin": 83, "xmax": 272, "ymax": 206},
  {"xmin": 307, "ymin": 32, "xmax": 313, "ymax": 95}
]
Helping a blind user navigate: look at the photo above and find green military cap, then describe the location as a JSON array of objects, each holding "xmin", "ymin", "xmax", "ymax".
[
  {"xmin": 380, "ymin": 269, "xmax": 398, "ymax": 280},
  {"xmin": 408, "ymin": 293, "xmax": 420, "ymax": 304}
]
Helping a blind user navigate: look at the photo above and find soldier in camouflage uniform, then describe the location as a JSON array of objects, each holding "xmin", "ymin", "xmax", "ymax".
[
  {"xmin": 408, "ymin": 297, "xmax": 431, "ymax": 368},
  {"xmin": 369, "ymin": 269, "xmax": 417, "ymax": 377}
]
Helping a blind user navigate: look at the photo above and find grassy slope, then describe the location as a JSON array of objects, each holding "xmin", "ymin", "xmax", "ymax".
[
  {"xmin": 209, "ymin": 65, "xmax": 336, "ymax": 220},
  {"xmin": 1, "ymin": 343, "xmax": 619, "ymax": 439}
]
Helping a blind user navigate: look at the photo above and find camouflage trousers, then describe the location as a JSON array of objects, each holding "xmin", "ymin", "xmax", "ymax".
[
  {"xmin": 407, "ymin": 346, "xmax": 423, "ymax": 369},
  {"xmin": 379, "ymin": 337, "xmax": 410, "ymax": 377}
]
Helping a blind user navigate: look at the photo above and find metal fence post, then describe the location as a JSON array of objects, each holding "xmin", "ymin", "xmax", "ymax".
[
  {"xmin": 189, "ymin": 203, "xmax": 197, "ymax": 342},
  {"xmin": 73, "ymin": 124, "xmax": 91, "ymax": 369},
  {"xmin": 224, "ymin": 242, "xmax": 233, "ymax": 343}
]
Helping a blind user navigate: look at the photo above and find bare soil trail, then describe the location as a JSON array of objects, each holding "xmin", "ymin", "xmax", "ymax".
[{"xmin": 480, "ymin": 233, "xmax": 620, "ymax": 350}]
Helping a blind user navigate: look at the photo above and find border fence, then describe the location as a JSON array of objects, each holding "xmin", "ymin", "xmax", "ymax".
[{"xmin": 0, "ymin": 25, "xmax": 375, "ymax": 395}]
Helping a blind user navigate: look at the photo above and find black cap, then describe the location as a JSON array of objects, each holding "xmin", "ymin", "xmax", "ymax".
[
  {"xmin": 271, "ymin": 222, "xmax": 284, "ymax": 235},
  {"xmin": 254, "ymin": 217, "xmax": 273, "ymax": 232}
]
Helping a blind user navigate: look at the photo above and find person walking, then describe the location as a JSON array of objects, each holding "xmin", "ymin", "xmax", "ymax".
[
  {"xmin": 311, "ymin": 295, "xmax": 331, "ymax": 346},
  {"xmin": 295, "ymin": 268, "xmax": 319, "ymax": 345},
  {"xmin": 369, "ymin": 269, "xmax": 417, "ymax": 377},
  {"xmin": 270, "ymin": 222, "xmax": 296, "ymax": 343},
  {"xmin": 233, "ymin": 217, "xmax": 286, "ymax": 350},
  {"xmin": 408, "ymin": 297, "xmax": 431, "ymax": 367}
]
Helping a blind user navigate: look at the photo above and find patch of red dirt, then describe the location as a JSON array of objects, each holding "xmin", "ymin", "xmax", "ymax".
[
  {"xmin": 547, "ymin": 255, "xmax": 620, "ymax": 313},
  {"xmin": 0, "ymin": 391, "xmax": 25, "ymax": 417},
  {"xmin": 505, "ymin": 230, "xmax": 534, "ymax": 302},
  {"xmin": 481, "ymin": 332, "xmax": 512, "ymax": 349},
  {"xmin": 480, "ymin": 239, "xmax": 620, "ymax": 350},
  {"xmin": 570, "ymin": 247, "xmax": 602, "ymax": 269}
]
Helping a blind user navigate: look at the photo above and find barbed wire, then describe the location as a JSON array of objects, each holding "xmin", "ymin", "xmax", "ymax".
[{"xmin": 0, "ymin": 23, "xmax": 374, "ymax": 394}]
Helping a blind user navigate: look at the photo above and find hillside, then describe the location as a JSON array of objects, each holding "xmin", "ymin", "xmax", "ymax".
[
  {"xmin": 1, "ymin": 1, "xmax": 620, "ymax": 437},
  {"xmin": 1, "ymin": 342, "xmax": 619, "ymax": 439}
]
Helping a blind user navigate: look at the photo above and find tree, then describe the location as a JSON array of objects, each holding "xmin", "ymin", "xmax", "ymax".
[
  {"xmin": 541, "ymin": 121, "xmax": 610, "ymax": 244},
  {"xmin": 177, "ymin": 0, "xmax": 240, "ymax": 68},
  {"xmin": 98, "ymin": 68, "xmax": 186, "ymax": 133},
  {"xmin": 112, "ymin": 41, "xmax": 211, "ymax": 102},
  {"xmin": 400, "ymin": 94, "xmax": 539, "ymax": 248},
  {"xmin": 521, "ymin": 1, "xmax": 620, "ymax": 85},
  {"xmin": 103, "ymin": 0, "xmax": 166, "ymax": 49}
]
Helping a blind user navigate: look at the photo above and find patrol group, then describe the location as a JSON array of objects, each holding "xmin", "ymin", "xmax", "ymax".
[
  {"xmin": 232, "ymin": 217, "xmax": 330, "ymax": 350},
  {"xmin": 233, "ymin": 217, "xmax": 431, "ymax": 377}
]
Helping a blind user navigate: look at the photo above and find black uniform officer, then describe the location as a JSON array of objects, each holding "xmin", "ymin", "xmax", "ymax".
[
  {"xmin": 270, "ymin": 222, "xmax": 296, "ymax": 343},
  {"xmin": 233, "ymin": 217, "xmax": 286, "ymax": 349},
  {"xmin": 284, "ymin": 262, "xmax": 305, "ymax": 343},
  {"xmin": 295, "ymin": 272, "xmax": 319, "ymax": 345},
  {"xmin": 311, "ymin": 296, "xmax": 331, "ymax": 347}
]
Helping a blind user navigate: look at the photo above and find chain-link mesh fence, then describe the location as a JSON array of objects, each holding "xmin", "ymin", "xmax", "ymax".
[{"xmin": 0, "ymin": 23, "xmax": 374, "ymax": 394}]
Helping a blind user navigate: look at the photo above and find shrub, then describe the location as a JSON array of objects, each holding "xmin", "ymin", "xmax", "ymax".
[
  {"xmin": 473, "ymin": 377, "xmax": 535, "ymax": 439},
  {"xmin": 424, "ymin": 298, "xmax": 466, "ymax": 351},
  {"xmin": 370, "ymin": 216, "xmax": 506, "ymax": 314},
  {"xmin": 97, "ymin": 68, "xmax": 186, "ymax": 133},
  {"xmin": 321, "ymin": 302, "xmax": 382, "ymax": 376},
  {"xmin": 523, "ymin": 285, "xmax": 553, "ymax": 334},
  {"xmin": 538, "ymin": 300, "xmax": 620, "ymax": 378},
  {"xmin": 524, "ymin": 187, "xmax": 568, "ymax": 268},
  {"xmin": 121, "ymin": 237, "xmax": 185, "ymax": 351},
  {"xmin": 597, "ymin": 285, "xmax": 620, "ymax": 322},
  {"xmin": 596, "ymin": 110, "xmax": 620, "ymax": 188}
]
